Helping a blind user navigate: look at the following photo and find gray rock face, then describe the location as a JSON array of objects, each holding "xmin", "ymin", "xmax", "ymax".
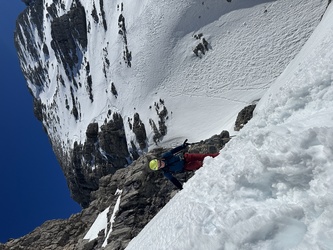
[
  {"xmin": 65, "ymin": 113, "xmax": 131, "ymax": 208},
  {"xmin": 0, "ymin": 132, "xmax": 230, "ymax": 250},
  {"xmin": 50, "ymin": 1, "xmax": 87, "ymax": 80},
  {"xmin": 132, "ymin": 113, "xmax": 147, "ymax": 150},
  {"xmin": 234, "ymin": 104, "xmax": 256, "ymax": 131},
  {"xmin": 0, "ymin": 213, "xmax": 88, "ymax": 250},
  {"xmin": 15, "ymin": 0, "xmax": 47, "ymax": 88}
]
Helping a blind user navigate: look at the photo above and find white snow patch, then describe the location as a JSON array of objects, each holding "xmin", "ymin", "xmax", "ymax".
[
  {"xmin": 83, "ymin": 189, "xmax": 123, "ymax": 246},
  {"xmin": 83, "ymin": 206, "xmax": 110, "ymax": 242}
]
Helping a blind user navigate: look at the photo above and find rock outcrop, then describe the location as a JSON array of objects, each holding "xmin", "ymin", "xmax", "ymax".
[
  {"xmin": 63, "ymin": 113, "xmax": 131, "ymax": 208},
  {"xmin": 234, "ymin": 104, "xmax": 256, "ymax": 131}
]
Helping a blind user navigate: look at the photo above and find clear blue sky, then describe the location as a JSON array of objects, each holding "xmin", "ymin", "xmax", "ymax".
[{"xmin": 0, "ymin": 2, "xmax": 81, "ymax": 243}]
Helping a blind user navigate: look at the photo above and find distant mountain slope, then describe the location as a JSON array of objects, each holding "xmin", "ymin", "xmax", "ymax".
[{"xmin": 14, "ymin": 0, "xmax": 326, "ymax": 206}]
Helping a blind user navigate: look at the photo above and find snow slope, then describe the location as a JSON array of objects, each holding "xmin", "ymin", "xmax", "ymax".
[
  {"xmin": 125, "ymin": 3, "xmax": 333, "ymax": 250},
  {"xmin": 15, "ymin": 0, "xmax": 326, "ymax": 154}
]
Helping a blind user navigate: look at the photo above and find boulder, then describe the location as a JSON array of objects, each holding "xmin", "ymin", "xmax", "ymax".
[{"xmin": 234, "ymin": 104, "xmax": 256, "ymax": 131}]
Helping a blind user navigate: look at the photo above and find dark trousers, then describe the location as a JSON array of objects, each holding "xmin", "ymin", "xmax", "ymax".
[{"xmin": 183, "ymin": 153, "xmax": 219, "ymax": 171}]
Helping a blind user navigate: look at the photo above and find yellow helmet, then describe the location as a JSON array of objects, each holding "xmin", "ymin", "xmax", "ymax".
[{"xmin": 149, "ymin": 159, "xmax": 159, "ymax": 171}]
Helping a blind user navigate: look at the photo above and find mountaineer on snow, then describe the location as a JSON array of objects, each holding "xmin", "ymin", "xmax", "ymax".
[{"xmin": 149, "ymin": 140, "xmax": 219, "ymax": 190}]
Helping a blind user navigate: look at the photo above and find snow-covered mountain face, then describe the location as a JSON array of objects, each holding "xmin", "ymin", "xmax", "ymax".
[{"xmin": 14, "ymin": 0, "xmax": 326, "ymax": 206}]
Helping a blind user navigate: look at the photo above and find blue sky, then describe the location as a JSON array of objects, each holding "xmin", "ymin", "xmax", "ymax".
[{"xmin": 0, "ymin": 2, "xmax": 81, "ymax": 243}]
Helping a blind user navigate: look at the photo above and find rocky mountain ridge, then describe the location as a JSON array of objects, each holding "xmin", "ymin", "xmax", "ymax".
[{"xmin": 0, "ymin": 130, "xmax": 231, "ymax": 250}]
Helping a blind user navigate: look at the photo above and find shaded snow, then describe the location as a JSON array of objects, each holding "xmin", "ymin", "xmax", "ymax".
[{"xmin": 125, "ymin": 3, "xmax": 333, "ymax": 250}]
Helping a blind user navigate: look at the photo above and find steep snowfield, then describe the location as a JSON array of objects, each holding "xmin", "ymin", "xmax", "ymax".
[
  {"xmin": 125, "ymin": 4, "xmax": 333, "ymax": 250},
  {"xmin": 15, "ymin": 0, "xmax": 326, "ymax": 153}
]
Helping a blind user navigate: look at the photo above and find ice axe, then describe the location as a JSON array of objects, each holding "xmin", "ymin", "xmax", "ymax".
[
  {"xmin": 183, "ymin": 139, "xmax": 201, "ymax": 146},
  {"xmin": 183, "ymin": 135, "xmax": 235, "ymax": 146}
]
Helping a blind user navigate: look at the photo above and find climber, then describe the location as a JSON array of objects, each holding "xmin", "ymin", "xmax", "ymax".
[{"xmin": 149, "ymin": 140, "xmax": 219, "ymax": 190}]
